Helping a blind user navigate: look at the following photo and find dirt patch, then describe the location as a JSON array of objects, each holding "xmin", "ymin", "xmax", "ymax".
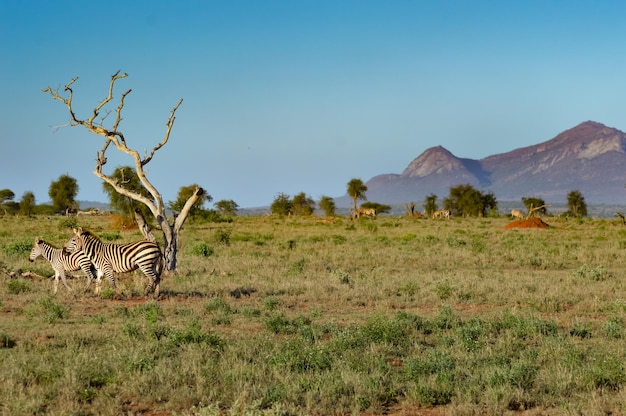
[{"xmin": 504, "ymin": 217, "xmax": 550, "ymax": 229}]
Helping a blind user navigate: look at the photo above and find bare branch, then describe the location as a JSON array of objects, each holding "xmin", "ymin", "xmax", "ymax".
[
  {"xmin": 42, "ymin": 78, "xmax": 80, "ymax": 125},
  {"xmin": 113, "ymin": 88, "xmax": 132, "ymax": 134},
  {"xmin": 134, "ymin": 209, "xmax": 157, "ymax": 243},
  {"xmin": 142, "ymin": 98, "xmax": 183, "ymax": 166},
  {"xmin": 119, "ymin": 168, "xmax": 131, "ymax": 184},
  {"xmin": 88, "ymin": 70, "xmax": 128, "ymax": 126},
  {"xmin": 173, "ymin": 186, "xmax": 205, "ymax": 233},
  {"xmin": 528, "ymin": 204, "xmax": 549, "ymax": 217}
]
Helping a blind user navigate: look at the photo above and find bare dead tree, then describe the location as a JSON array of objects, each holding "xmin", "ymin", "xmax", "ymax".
[
  {"xmin": 528, "ymin": 204, "xmax": 549, "ymax": 218},
  {"xmin": 405, "ymin": 202, "xmax": 424, "ymax": 218},
  {"xmin": 43, "ymin": 70, "xmax": 204, "ymax": 273},
  {"xmin": 405, "ymin": 202, "xmax": 415, "ymax": 216}
]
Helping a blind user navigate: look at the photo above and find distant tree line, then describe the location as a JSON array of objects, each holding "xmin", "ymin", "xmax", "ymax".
[
  {"xmin": 0, "ymin": 169, "xmax": 239, "ymax": 222},
  {"xmin": 1, "ymin": 174, "xmax": 589, "ymax": 221}
]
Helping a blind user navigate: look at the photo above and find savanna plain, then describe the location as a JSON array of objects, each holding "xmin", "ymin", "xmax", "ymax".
[{"xmin": 2, "ymin": 213, "xmax": 626, "ymax": 416}]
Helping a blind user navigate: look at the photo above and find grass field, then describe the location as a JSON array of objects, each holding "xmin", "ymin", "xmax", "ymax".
[{"xmin": 1, "ymin": 213, "xmax": 626, "ymax": 415}]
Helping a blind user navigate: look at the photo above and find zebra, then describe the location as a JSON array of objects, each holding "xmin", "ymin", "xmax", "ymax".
[
  {"xmin": 65, "ymin": 227, "xmax": 164, "ymax": 297},
  {"xmin": 29, "ymin": 237, "xmax": 99, "ymax": 295},
  {"xmin": 357, "ymin": 207, "xmax": 376, "ymax": 218},
  {"xmin": 432, "ymin": 209, "xmax": 450, "ymax": 219}
]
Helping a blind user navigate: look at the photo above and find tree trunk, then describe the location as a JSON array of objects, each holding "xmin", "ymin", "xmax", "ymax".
[
  {"xmin": 163, "ymin": 231, "xmax": 178, "ymax": 271},
  {"xmin": 134, "ymin": 209, "xmax": 156, "ymax": 243}
]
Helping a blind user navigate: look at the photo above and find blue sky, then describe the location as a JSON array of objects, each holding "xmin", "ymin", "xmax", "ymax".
[{"xmin": 1, "ymin": 1, "xmax": 625, "ymax": 208}]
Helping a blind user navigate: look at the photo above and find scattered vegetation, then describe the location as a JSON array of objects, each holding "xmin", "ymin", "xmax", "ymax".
[{"xmin": 1, "ymin": 214, "xmax": 626, "ymax": 415}]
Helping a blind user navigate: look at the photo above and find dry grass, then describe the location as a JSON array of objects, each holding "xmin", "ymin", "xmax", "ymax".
[{"xmin": 1, "ymin": 214, "xmax": 626, "ymax": 415}]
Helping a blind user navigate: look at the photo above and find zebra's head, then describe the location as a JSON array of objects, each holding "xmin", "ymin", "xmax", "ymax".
[
  {"xmin": 29, "ymin": 237, "xmax": 45, "ymax": 262},
  {"xmin": 66, "ymin": 228, "xmax": 86, "ymax": 253}
]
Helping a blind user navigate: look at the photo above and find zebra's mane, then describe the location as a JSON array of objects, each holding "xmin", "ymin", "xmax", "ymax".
[
  {"xmin": 74, "ymin": 228, "xmax": 102, "ymax": 243},
  {"xmin": 79, "ymin": 229, "xmax": 99, "ymax": 240}
]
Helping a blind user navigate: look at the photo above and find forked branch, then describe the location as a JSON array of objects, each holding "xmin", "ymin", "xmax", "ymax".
[{"xmin": 43, "ymin": 71, "xmax": 186, "ymax": 218}]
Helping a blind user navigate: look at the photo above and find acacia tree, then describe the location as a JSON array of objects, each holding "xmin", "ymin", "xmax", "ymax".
[
  {"xmin": 423, "ymin": 193, "xmax": 438, "ymax": 217},
  {"xmin": 19, "ymin": 192, "xmax": 36, "ymax": 217},
  {"xmin": 214, "ymin": 199, "xmax": 239, "ymax": 216},
  {"xmin": 168, "ymin": 184, "xmax": 212, "ymax": 219},
  {"xmin": 566, "ymin": 190, "xmax": 587, "ymax": 218},
  {"xmin": 318, "ymin": 195, "xmax": 336, "ymax": 217},
  {"xmin": 43, "ymin": 71, "xmax": 205, "ymax": 272},
  {"xmin": 49, "ymin": 174, "xmax": 79, "ymax": 214},
  {"xmin": 291, "ymin": 192, "xmax": 315, "ymax": 216},
  {"xmin": 270, "ymin": 193, "xmax": 292, "ymax": 216},
  {"xmin": 444, "ymin": 184, "xmax": 497, "ymax": 217},
  {"xmin": 0, "ymin": 189, "xmax": 16, "ymax": 215}
]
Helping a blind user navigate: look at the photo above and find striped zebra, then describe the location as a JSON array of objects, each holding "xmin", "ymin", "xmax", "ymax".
[
  {"xmin": 29, "ymin": 237, "xmax": 99, "ymax": 295},
  {"xmin": 66, "ymin": 227, "xmax": 164, "ymax": 297},
  {"xmin": 432, "ymin": 209, "xmax": 450, "ymax": 219}
]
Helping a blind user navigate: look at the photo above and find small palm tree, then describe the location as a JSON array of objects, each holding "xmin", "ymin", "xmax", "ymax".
[{"xmin": 346, "ymin": 178, "xmax": 368, "ymax": 215}]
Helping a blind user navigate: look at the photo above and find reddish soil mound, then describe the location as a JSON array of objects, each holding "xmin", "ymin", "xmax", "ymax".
[{"xmin": 504, "ymin": 217, "xmax": 550, "ymax": 229}]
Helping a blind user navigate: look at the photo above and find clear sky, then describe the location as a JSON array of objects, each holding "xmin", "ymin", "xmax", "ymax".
[{"xmin": 1, "ymin": 1, "xmax": 625, "ymax": 208}]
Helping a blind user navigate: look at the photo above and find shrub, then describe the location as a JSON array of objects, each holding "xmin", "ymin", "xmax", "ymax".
[
  {"xmin": 190, "ymin": 243, "xmax": 214, "ymax": 257},
  {"xmin": 603, "ymin": 316, "xmax": 624, "ymax": 339},
  {"xmin": 586, "ymin": 355, "xmax": 626, "ymax": 390},
  {"xmin": 270, "ymin": 338, "xmax": 333, "ymax": 372},
  {"xmin": 167, "ymin": 319, "xmax": 224, "ymax": 349},
  {"xmin": 263, "ymin": 296, "xmax": 280, "ymax": 311},
  {"xmin": 5, "ymin": 240, "xmax": 32, "ymax": 255},
  {"xmin": 58, "ymin": 217, "xmax": 78, "ymax": 230},
  {"xmin": 99, "ymin": 232, "xmax": 122, "ymax": 241},
  {"xmin": 458, "ymin": 318, "xmax": 487, "ymax": 352},
  {"xmin": 7, "ymin": 279, "xmax": 30, "ymax": 294},
  {"xmin": 130, "ymin": 301, "xmax": 163, "ymax": 324},
  {"xmin": 405, "ymin": 349, "xmax": 455, "ymax": 379},
  {"xmin": 28, "ymin": 297, "xmax": 68, "ymax": 323},
  {"xmin": 213, "ymin": 228, "xmax": 231, "ymax": 245},
  {"xmin": 331, "ymin": 234, "xmax": 347, "ymax": 244},
  {"xmin": 573, "ymin": 264, "xmax": 612, "ymax": 281},
  {"xmin": 204, "ymin": 297, "xmax": 232, "ymax": 314}
]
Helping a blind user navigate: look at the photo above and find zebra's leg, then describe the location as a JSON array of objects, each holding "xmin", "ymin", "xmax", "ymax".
[
  {"xmin": 94, "ymin": 270, "xmax": 104, "ymax": 296},
  {"xmin": 144, "ymin": 277, "xmax": 157, "ymax": 297},
  {"xmin": 151, "ymin": 274, "xmax": 161, "ymax": 299},
  {"xmin": 53, "ymin": 271, "xmax": 60, "ymax": 295},
  {"xmin": 84, "ymin": 270, "xmax": 93, "ymax": 293},
  {"xmin": 141, "ymin": 266, "xmax": 160, "ymax": 298},
  {"xmin": 59, "ymin": 270, "xmax": 74, "ymax": 295}
]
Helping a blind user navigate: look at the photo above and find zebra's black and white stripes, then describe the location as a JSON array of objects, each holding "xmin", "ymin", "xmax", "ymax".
[
  {"xmin": 66, "ymin": 227, "xmax": 164, "ymax": 297},
  {"xmin": 29, "ymin": 237, "xmax": 99, "ymax": 295}
]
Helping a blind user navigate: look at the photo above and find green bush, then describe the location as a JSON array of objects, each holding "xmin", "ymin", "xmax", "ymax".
[
  {"xmin": 5, "ymin": 240, "xmax": 32, "ymax": 255},
  {"xmin": 190, "ymin": 242, "xmax": 214, "ymax": 257},
  {"xmin": 7, "ymin": 279, "xmax": 30, "ymax": 294},
  {"xmin": 27, "ymin": 297, "xmax": 68, "ymax": 323}
]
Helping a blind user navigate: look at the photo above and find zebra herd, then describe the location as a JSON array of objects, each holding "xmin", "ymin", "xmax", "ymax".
[{"xmin": 29, "ymin": 227, "xmax": 163, "ymax": 298}]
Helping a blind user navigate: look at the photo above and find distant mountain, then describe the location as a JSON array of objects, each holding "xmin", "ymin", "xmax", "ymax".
[
  {"xmin": 338, "ymin": 121, "xmax": 626, "ymax": 206},
  {"xmin": 78, "ymin": 201, "xmax": 110, "ymax": 211}
]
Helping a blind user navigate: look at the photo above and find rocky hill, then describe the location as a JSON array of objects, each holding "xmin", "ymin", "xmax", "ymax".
[{"xmin": 344, "ymin": 121, "xmax": 626, "ymax": 205}]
